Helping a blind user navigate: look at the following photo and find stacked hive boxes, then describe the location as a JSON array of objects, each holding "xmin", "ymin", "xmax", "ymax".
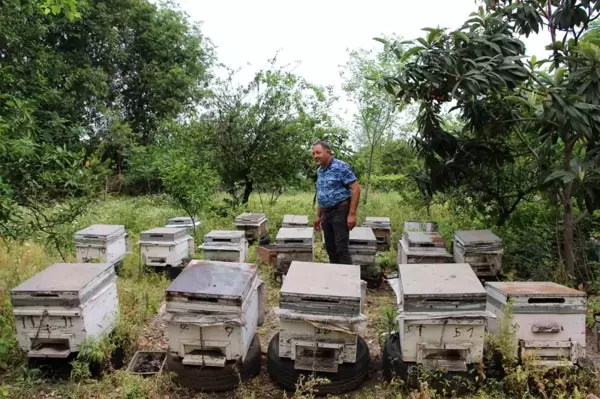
[
  {"xmin": 282, "ymin": 215, "xmax": 309, "ymax": 228},
  {"xmin": 453, "ymin": 230, "xmax": 503, "ymax": 279},
  {"xmin": 274, "ymin": 227, "xmax": 314, "ymax": 277},
  {"xmin": 398, "ymin": 231, "xmax": 453, "ymax": 264},
  {"xmin": 139, "ymin": 227, "xmax": 194, "ymax": 279},
  {"xmin": 235, "ymin": 213, "xmax": 269, "ymax": 243},
  {"xmin": 362, "ymin": 217, "xmax": 392, "ymax": 251},
  {"xmin": 74, "ymin": 224, "xmax": 128, "ymax": 272},
  {"xmin": 11, "ymin": 263, "xmax": 119, "ymax": 359},
  {"xmin": 200, "ymin": 230, "xmax": 248, "ymax": 263}
]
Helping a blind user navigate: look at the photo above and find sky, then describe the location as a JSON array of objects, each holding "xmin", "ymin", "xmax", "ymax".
[{"xmin": 174, "ymin": 0, "xmax": 553, "ymax": 119}]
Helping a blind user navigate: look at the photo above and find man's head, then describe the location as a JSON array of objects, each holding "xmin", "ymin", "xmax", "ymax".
[{"xmin": 312, "ymin": 141, "xmax": 332, "ymax": 168}]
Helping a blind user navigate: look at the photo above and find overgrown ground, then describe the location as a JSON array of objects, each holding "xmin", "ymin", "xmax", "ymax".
[{"xmin": 0, "ymin": 192, "xmax": 599, "ymax": 398}]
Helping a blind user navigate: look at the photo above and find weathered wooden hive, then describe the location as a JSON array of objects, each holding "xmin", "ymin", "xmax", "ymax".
[
  {"xmin": 403, "ymin": 221, "xmax": 438, "ymax": 233},
  {"xmin": 139, "ymin": 227, "xmax": 194, "ymax": 272},
  {"xmin": 11, "ymin": 263, "xmax": 119, "ymax": 359},
  {"xmin": 165, "ymin": 216, "xmax": 201, "ymax": 235},
  {"xmin": 74, "ymin": 224, "xmax": 127, "ymax": 266},
  {"xmin": 274, "ymin": 227, "xmax": 314, "ymax": 277},
  {"xmin": 485, "ymin": 282, "xmax": 586, "ymax": 366},
  {"xmin": 398, "ymin": 231, "xmax": 453, "ymax": 264},
  {"xmin": 163, "ymin": 260, "xmax": 263, "ymax": 367},
  {"xmin": 234, "ymin": 213, "xmax": 269, "ymax": 242},
  {"xmin": 282, "ymin": 214, "xmax": 309, "ymax": 228},
  {"xmin": 396, "ymin": 263, "xmax": 489, "ymax": 371},
  {"xmin": 453, "ymin": 230, "xmax": 503, "ymax": 279},
  {"xmin": 363, "ymin": 217, "xmax": 392, "ymax": 251},
  {"xmin": 348, "ymin": 227, "xmax": 377, "ymax": 266},
  {"xmin": 200, "ymin": 230, "xmax": 248, "ymax": 263},
  {"xmin": 276, "ymin": 261, "xmax": 367, "ymax": 372}
]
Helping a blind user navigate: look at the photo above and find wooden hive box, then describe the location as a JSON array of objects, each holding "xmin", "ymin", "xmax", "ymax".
[
  {"xmin": 398, "ymin": 263, "xmax": 488, "ymax": 371},
  {"xmin": 165, "ymin": 216, "xmax": 201, "ymax": 235},
  {"xmin": 274, "ymin": 228, "xmax": 314, "ymax": 276},
  {"xmin": 454, "ymin": 230, "xmax": 503, "ymax": 279},
  {"xmin": 282, "ymin": 214, "xmax": 309, "ymax": 228},
  {"xmin": 485, "ymin": 281, "xmax": 586, "ymax": 366},
  {"xmin": 11, "ymin": 263, "xmax": 119, "ymax": 358},
  {"xmin": 164, "ymin": 260, "xmax": 262, "ymax": 367},
  {"xmin": 234, "ymin": 213, "xmax": 269, "ymax": 242},
  {"xmin": 74, "ymin": 224, "xmax": 127, "ymax": 266},
  {"xmin": 348, "ymin": 227, "xmax": 377, "ymax": 266},
  {"xmin": 139, "ymin": 227, "xmax": 193, "ymax": 268},
  {"xmin": 200, "ymin": 230, "xmax": 248, "ymax": 263},
  {"xmin": 278, "ymin": 261, "xmax": 363, "ymax": 372},
  {"xmin": 363, "ymin": 217, "xmax": 392, "ymax": 250}
]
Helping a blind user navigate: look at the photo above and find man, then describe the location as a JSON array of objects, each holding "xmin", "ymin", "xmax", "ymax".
[{"xmin": 312, "ymin": 141, "xmax": 361, "ymax": 265}]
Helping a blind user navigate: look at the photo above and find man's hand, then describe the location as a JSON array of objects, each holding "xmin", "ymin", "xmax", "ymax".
[
  {"xmin": 347, "ymin": 213, "xmax": 356, "ymax": 230},
  {"xmin": 313, "ymin": 217, "xmax": 322, "ymax": 231}
]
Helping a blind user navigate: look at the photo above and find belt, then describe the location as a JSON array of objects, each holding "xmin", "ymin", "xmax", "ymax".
[{"xmin": 321, "ymin": 199, "xmax": 349, "ymax": 212}]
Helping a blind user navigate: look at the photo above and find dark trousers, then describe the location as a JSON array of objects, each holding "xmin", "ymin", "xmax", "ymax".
[{"xmin": 321, "ymin": 203, "xmax": 352, "ymax": 265}]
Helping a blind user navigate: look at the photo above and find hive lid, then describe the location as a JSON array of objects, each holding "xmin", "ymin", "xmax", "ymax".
[
  {"xmin": 11, "ymin": 263, "xmax": 114, "ymax": 294},
  {"xmin": 403, "ymin": 221, "xmax": 438, "ymax": 233},
  {"xmin": 203, "ymin": 230, "xmax": 245, "ymax": 243},
  {"xmin": 282, "ymin": 215, "xmax": 309, "ymax": 225},
  {"xmin": 235, "ymin": 213, "xmax": 267, "ymax": 224},
  {"xmin": 281, "ymin": 261, "xmax": 361, "ymax": 300},
  {"xmin": 140, "ymin": 227, "xmax": 187, "ymax": 242},
  {"xmin": 364, "ymin": 217, "xmax": 391, "ymax": 228},
  {"xmin": 74, "ymin": 224, "xmax": 125, "ymax": 240},
  {"xmin": 276, "ymin": 227, "xmax": 314, "ymax": 245},
  {"xmin": 167, "ymin": 216, "xmax": 200, "ymax": 225},
  {"xmin": 399, "ymin": 263, "xmax": 486, "ymax": 299},
  {"xmin": 166, "ymin": 260, "xmax": 257, "ymax": 300},
  {"xmin": 486, "ymin": 282, "xmax": 586, "ymax": 298},
  {"xmin": 404, "ymin": 231, "xmax": 446, "ymax": 247},
  {"xmin": 349, "ymin": 227, "xmax": 377, "ymax": 244},
  {"xmin": 454, "ymin": 230, "xmax": 501, "ymax": 245}
]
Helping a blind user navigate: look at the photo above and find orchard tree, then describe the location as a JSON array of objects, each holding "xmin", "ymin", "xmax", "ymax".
[
  {"xmin": 204, "ymin": 58, "xmax": 340, "ymax": 205},
  {"xmin": 378, "ymin": 1, "xmax": 600, "ymax": 279},
  {"xmin": 340, "ymin": 42, "xmax": 405, "ymax": 204}
]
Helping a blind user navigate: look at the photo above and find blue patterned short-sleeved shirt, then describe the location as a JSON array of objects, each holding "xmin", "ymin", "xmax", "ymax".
[{"xmin": 316, "ymin": 158, "xmax": 357, "ymax": 208}]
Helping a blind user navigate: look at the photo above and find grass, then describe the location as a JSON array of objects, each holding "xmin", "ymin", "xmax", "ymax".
[{"xmin": 0, "ymin": 192, "xmax": 599, "ymax": 398}]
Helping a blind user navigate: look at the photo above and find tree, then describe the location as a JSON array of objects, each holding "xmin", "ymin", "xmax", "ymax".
[
  {"xmin": 340, "ymin": 42, "xmax": 405, "ymax": 205},
  {"xmin": 378, "ymin": 1, "xmax": 600, "ymax": 279},
  {"xmin": 203, "ymin": 58, "xmax": 340, "ymax": 205}
]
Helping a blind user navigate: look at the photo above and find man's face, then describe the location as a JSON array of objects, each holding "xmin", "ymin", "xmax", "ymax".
[{"xmin": 312, "ymin": 145, "xmax": 331, "ymax": 167}]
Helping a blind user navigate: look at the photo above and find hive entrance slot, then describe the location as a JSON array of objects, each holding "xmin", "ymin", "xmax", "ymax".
[
  {"xmin": 149, "ymin": 234, "xmax": 165, "ymax": 238},
  {"xmin": 301, "ymin": 297, "xmax": 339, "ymax": 303},
  {"xmin": 187, "ymin": 297, "xmax": 219, "ymax": 302},
  {"xmin": 31, "ymin": 293, "xmax": 59, "ymax": 297},
  {"xmin": 84, "ymin": 235, "xmax": 99, "ymax": 239},
  {"xmin": 528, "ymin": 298, "xmax": 565, "ymax": 304},
  {"xmin": 283, "ymin": 239, "xmax": 304, "ymax": 244},
  {"xmin": 352, "ymin": 241, "xmax": 369, "ymax": 246},
  {"xmin": 29, "ymin": 338, "xmax": 70, "ymax": 358}
]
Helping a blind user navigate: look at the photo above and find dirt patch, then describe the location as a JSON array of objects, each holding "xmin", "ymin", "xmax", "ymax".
[{"xmin": 130, "ymin": 352, "xmax": 165, "ymax": 373}]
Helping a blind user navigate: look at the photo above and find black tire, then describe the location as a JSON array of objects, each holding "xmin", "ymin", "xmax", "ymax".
[
  {"xmin": 382, "ymin": 333, "xmax": 477, "ymax": 394},
  {"xmin": 267, "ymin": 332, "xmax": 370, "ymax": 395},
  {"xmin": 166, "ymin": 334, "xmax": 261, "ymax": 392},
  {"xmin": 259, "ymin": 234, "xmax": 270, "ymax": 245},
  {"xmin": 363, "ymin": 271, "xmax": 383, "ymax": 289}
]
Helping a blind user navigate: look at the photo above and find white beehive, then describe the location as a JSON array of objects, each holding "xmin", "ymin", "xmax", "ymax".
[
  {"xmin": 398, "ymin": 231, "xmax": 452, "ymax": 264},
  {"xmin": 234, "ymin": 213, "xmax": 269, "ymax": 242},
  {"xmin": 163, "ymin": 260, "xmax": 262, "ymax": 367},
  {"xmin": 282, "ymin": 214, "xmax": 309, "ymax": 228},
  {"xmin": 363, "ymin": 217, "xmax": 392, "ymax": 250},
  {"xmin": 200, "ymin": 230, "xmax": 248, "ymax": 263},
  {"xmin": 11, "ymin": 263, "xmax": 118, "ymax": 358},
  {"xmin": 277, "ymin": 261, "xmax": 366, "ymax": 373},
  {"xmin": 274, "ymin": 228, "xmax": 314, "ymax": 276},
  {"xmin": 349, "ymin": 227, "xmax": 377, "ymax": 266},
  {"xmin": 397, "ymin": 263, "xmax": 489, "ymax": 371},
  {"xmin": 74, "ymin": 224, "xmax": 127, "ymax": 266},
  {"xmin": 485, "ymin": 282, "xmax": 586, "ymax": 366},
  {"xmin": 165, "ymin": 216, "xmax": 201, "ymax": 235},
  {"xmin": 454, "ymin": 230, "xmax": 503, "ymax": 278},
  {"xmin": 139, "ymin": 227, "xmax": 194, "ymax": 269},
  {"xmin": 403, "ymin": 221, "xmax": 438, "ymax": 233}
]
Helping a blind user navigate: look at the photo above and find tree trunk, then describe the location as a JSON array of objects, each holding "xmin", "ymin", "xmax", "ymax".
[
  {"xmin": 563, "ymin": 140, "xmax": 575, "ymax": 278},
  {"xmin": 242, "ymin": 177, "xmax": 253, "ymax": 205},
  {"xmin": 364, "ymin": 144, "xmax": 375, "ymax": 205}
]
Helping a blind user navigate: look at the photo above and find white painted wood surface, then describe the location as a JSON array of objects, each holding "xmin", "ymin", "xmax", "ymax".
[
  {"xmin": 74, "ymin": 224, "xmax": 127, "ymax": 265},
  {"xmin": 140, "ymin": 228, "xmax": 192, "ymax": 267},
  {"xmin": 486, "ymin": 281, "xmax": 586, "ymax": 363},
  {"xmin": 11, "ymin": 263, "xmax": 119, "ymax": 357}
]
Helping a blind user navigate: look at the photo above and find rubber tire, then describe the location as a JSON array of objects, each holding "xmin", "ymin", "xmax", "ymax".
[
  {"xmin": 267, "ymin": 332, "xmax": 370, "ymax": 395},
  {"xmin": 363, "ymin": 271, "xmax": 383, "ymax": 289},
  {"xmin": 382, "ymin": 333, "xmax": 476, "ymax": 394},
  {"xmin": 166, "ymin": 334, "xmax": 261, "ymax": 392}
]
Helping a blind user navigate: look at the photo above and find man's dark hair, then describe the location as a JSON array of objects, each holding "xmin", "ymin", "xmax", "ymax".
[{"xmin": 312, "ymin": 140, "xmax": 331, "ymax": 152}]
